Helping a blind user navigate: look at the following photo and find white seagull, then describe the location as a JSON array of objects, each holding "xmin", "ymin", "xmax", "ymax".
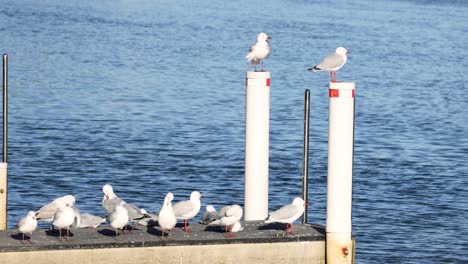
[
  {"xmin": 35, "ymin": 194, "xmax": 76, "ymax": 222},
  {"xmin": 199, "ymin": 205, "xmax": 217, "ymax": 225},
  {"xmin": 102, "ymin": 184, "xmax": 149, "ymax": 229},
  {"xmin": 246, "ymin": 32, "xmax": 271, "ymax": 72},
  {"xmin": 17, "ymin": 211, "xmax": 38, "ymax": 244},
  {"xmin": 107, "ymin": 203, "xmax": 129, "ymax": 239},
  {"xmin": 265, "ymin": 197, "xmax": 307, "ymax": 235},
  {"xmin": 158, "ymin": 192, "xmax": 177, "ymax": 239},
  {"xmin": 209, "ymin": 204, "xmax": 243, "ymax": 238},
  {"xmin": 173, "ymin": 191, "xmax": 204, "ymax": 233},
  {"xmin": 231, "ymin": 221, "xmax": 244, "ymax": 233},
  {"xmin": 308, "ymin": 47, "xmax": 350, "ymax": 82},
  {"xmin": 52, "ymin": 203, "xmax": 76, "ymax": 241}
]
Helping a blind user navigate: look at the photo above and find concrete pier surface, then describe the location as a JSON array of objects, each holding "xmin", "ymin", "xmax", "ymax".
[{"xmin": 0, "ymin": 222, "xmax": 326, "ymax": 264}]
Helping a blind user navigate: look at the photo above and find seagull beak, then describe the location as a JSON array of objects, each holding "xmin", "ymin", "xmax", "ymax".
[
  {"xmin": 201, "ymin": 195, "xmax": 206, "ymax": 198},
  {"xmin": 346, "ymin": 51, "xmax": 351, "ymax": 54},
  {"xmin": 105, "ymin": 194, "xmax": 109, "ymax": 200},
  {"xmin": 267, "ymin": 36, "xmax": 272, "ymax": 40},
  {"xmin": 304, "ymin": 202, "xmax": 309, "ymax": 206}
]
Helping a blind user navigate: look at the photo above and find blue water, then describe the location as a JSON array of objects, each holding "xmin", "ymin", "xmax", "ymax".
[{"xmin": 1, "ymin": 0, "xmax": 467, "ymax": 262}]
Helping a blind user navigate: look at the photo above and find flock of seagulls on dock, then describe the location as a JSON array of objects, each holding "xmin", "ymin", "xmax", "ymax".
[
  {"xmin": 14, "ymin": 32, "xmax": 348, "ymax": 244},
  {"xmin": 15, "ymin": 184, "xmax": 307, "ymax": 243},
  {"xmin": 246, "ymin": 32, "xmax": 350, "ymax": 81}
]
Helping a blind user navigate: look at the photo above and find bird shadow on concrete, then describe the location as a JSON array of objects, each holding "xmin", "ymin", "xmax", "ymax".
[
  {"xmin": 257, "ymin": 223, "xmax": 287, "ymax": 231},
  {"xmin": 45, "ymin": 229, "xmax": 74, "ymax": 238},
  {"xmin": 146, "ymin": 226, "xmax": 163, "ymax": 236},
  {"xmin": 9, "ymin": 233, "xmax": 28, "ymax": 241},
  {"xmin": 203, "ymin": 225, "xmax": 226, "ymax": 233},
  {"xmin": 97, "ymin": 228, "xmax": 117, "ymax": 237},
  {"xmin": 175, "ymin": 223, "xmax": 187, "ymax": 228}
]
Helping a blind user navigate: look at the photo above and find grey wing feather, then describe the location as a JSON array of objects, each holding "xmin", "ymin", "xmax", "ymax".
[
  {"xmin": 173, "ymin": 200, "xmax": 193, "ymax": 217},
  {"xmin": 102, "ymin": 197, "xmax": 122, "ymax": 215},
  {"xmin": 316, "ymin": 53, "xmax": 344, "ymax": 70},
  {"xmin": 36, "ymin": 203, "xmax": 61, "ymax": 220},
  {"xmin": 268, "ymin": 204, "xmax": 298, "ymax": 220},
  {"xmin": 200, "ymin": 211, "xmax": 217, "ymax": 224},
  {"xmin": 17, "ymin": 217, "xmax": 27, "ymax": 228},
  {"xmin": 79, "ymin": 213, "xmax": 106, "ymax": 228},
  {"xmin": 124, "ymin": 203, "xmax": 145, "ymax": 220}
]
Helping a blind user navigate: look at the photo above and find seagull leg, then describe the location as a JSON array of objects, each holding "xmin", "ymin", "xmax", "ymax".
[
  {"xmin": 28, "ymin": 232, "xmax": 35, "ymax": 244},
  {"xmin": 261, "ymin": 61, "xmax": 265, "ymax": 72},
  {"xmin": 183, "ymin": 219, "xmax": 192, "ymax": 233},
  {"xmin": 287, "ymin": 224, "xmax": 295, "ymax": 235},
  {"xmin": 21, "ymin": 233, "xmax": 26, "ymax": 244},
  {"xmin": 160, "ymin": 228, "xmax": 165, "ymax": 240},
  {"xmin": 227, "ymin": 225, "xmax": 235, "ymax": 238},
  {"xmin": 169, "ymin": 228, "xmax": 174, "ymax": 240},
  {"xmin": 58, "ymin": 229, "xmax": 63, "ymax": 241},
  {"xmin": 66, "ymin": 227, "xmax": 70, "ymax": 241}
]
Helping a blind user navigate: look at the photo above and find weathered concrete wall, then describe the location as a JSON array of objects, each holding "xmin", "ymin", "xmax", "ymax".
[{"xmin": 0, "ymin": 241, "xmax": 325, "ymax": 264}]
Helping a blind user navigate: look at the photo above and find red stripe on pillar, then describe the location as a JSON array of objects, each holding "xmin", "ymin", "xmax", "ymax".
[
  {"xmin": 266, "ymin": 78, "xmax": 270, "ymax": 86},
  {"xmin": 352, "ymin": 90, "xmax": 355, "ymax": 98},
  {"xmin": 329, "ymin": 89, "xmax": 339, "ymax": 97}
]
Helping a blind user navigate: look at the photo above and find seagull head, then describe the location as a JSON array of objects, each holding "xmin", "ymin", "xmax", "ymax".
[
  {"xmin": 206, "ymin": 205, "xmax": 216, "ymax": 213},
  {"xmin": 257, "ymin": 32, "xmax": 271, "ymax": 42},
  {"xmin": 165, "ymin": 192, "xmax": 174, "ymax": 203},
  {"xmin": 28, "ymin": 211, "xmax": 36, "ymax": 219},
  {"xmin": 336, "ymin": 47, "xmax": 350, "ymax": 55},
  {"xmin": 102, "ymin": 184, "xmax": 114, "ymax": 199},
  {"xmin": 292, "ymin": 197, "xmax": 307, "ymax": 207},
  {"xmin": 191, "ymin": 191, "xmax": 204, "ymax": 200}
]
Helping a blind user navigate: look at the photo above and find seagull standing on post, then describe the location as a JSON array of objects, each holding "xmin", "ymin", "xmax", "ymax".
[
  {"xmin": 308, "ymin": 47, "xmax": 350, "ymax": 82},
  {"xmin": 246, "ymin": 32, "xmax": 271, "ymax": 72}
]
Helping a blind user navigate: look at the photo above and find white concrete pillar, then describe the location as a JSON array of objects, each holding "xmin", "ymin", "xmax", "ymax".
[
  {"xmin": 244, "ymin": 71, "xmax": 270, "ymax": 221},
  {"xmin": 0, "ymin": 162, "xmax": 7, "ymax": 230},
  {"xmin": 326, "ymin": 81, "xmax": 355, "ymax": 263}
]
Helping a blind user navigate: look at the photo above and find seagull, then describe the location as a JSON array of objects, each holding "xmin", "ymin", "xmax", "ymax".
[
  {"xmin": 72, "ymin": 207, "xmax": 106, "ymax": 229},
  {"xmin": 308, "ymin": 47, "xmax": 350, "ymax": 82},
  {"xmin": 107, "ymin": 203, "xmax": 129, "ymax": 239},
  {"xmin": 52, "ymin": 203, "xmax": 76, "ymax": 241},
  {"xmin": 264, "ymin": 197, "xmax": 307, "ymax": 235},
  {"xmin": 102, "ymin": 184, "xmax": 149, "ymax": 230},
  {"xmin": 16, "ymin": 211, "xmax": 37, "ymax": 244},
  {"xmin": 173, "ymin": 191, "xmax": 204, "ymax": 233},
  {"xmin": 136, "ymin": 210, "xmax": 159, "ymax": 227},
  {"xmin": 199, "ymin": 205, "xmax": 217, "ymax": 225},
  {"xmin": 209, "ymin": 204, "xmax": 243, "ymax": 238},
  {"xmin": 231, "ymin": 221, "xmax": 244, "ymax": 233},
  {"xmin": 246, "ymin": 32, "xmax": 271, "ymax": 72},
  {"xmin": 35, "ymin": 194, "xmax": 75, "ymax": 222},
  {"xmin": 158, "ymin": 192, "xmax": 177, "ymax": 239}
]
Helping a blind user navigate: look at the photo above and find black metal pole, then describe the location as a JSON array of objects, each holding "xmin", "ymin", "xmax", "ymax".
[
  {"xmin": 302, "ymin": 89, "xmax": 310, "ymax": 224},
  {"xmin": 2, "ymin": 54, "xmax": 7, "ymax": 163}
]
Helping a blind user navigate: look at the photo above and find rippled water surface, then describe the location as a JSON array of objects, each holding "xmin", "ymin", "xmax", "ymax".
[{"xmin": 1, "ymin": 0, "xmax": 467, "ymax": 262}]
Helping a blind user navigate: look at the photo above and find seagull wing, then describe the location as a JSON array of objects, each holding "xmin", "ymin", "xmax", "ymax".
[{"xmin": 314, "ymin": 53, "xmax": 345, "ymax": 71}]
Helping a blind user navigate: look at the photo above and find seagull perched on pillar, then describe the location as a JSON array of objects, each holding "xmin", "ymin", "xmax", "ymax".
[
  {"xmin": 308, "ymin": 47, "xmax": 350, "ymax": 82},
  {"xmin": 246, "ymin": 32, "xmax": 271, "ymax": 72}
]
